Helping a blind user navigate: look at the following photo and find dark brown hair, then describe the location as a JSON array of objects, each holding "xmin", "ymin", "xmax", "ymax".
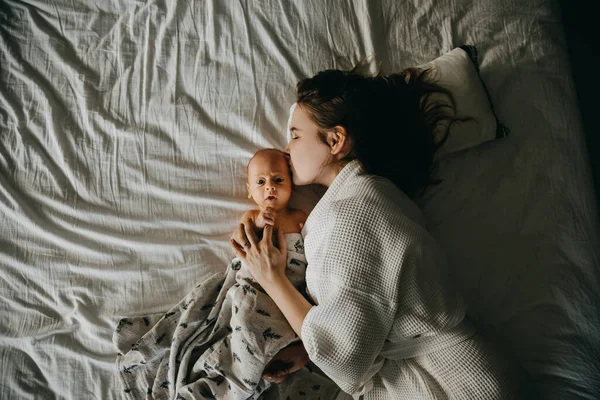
[{"xmin": 296, "ymin": 63, "xmax": 456, "ymax": 198}]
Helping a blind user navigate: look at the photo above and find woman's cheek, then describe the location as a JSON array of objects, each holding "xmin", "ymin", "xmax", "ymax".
[{"xmin": 292, "ymin": 167, "xmax": 305, "ymax": 186}]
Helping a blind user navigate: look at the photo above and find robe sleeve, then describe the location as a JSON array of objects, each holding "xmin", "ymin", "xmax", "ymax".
[
  {"xmin": 301, "ymin": 282, "xmax": 395, "ymax": 394},
  {"xmin": 299, "ymin": 196, "xmax": 408, "ymax": 394}
]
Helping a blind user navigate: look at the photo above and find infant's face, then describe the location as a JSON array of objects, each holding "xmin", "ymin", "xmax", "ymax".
[{"xmin": 246, "ymin": 153, "xmax": 292, "ymax": 211}]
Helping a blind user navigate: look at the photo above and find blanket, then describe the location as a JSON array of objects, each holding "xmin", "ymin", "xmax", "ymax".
[{"xmin": 113, "ymin": 233, "xmax": 338, "ymax": 399}]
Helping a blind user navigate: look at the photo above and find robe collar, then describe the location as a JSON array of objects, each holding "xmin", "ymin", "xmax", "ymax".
[{"xmin": 302, "ymin": 159, "xmax": 364, "ymax": 237}]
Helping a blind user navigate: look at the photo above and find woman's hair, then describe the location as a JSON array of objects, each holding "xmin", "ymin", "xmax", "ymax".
[{"xmin": 295, "ymin": 61, "xmax": 457, "ymax": 198}]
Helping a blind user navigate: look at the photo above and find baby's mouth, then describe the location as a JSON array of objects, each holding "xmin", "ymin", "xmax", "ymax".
[{"xmin": 265, "ymin": 195, "xmax": 277, "ymax": 201}]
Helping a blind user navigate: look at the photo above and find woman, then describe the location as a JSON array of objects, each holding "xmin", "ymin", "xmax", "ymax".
[{"xmin": 230, "ymin": 67, "xmax": 522, "ymax": 399}]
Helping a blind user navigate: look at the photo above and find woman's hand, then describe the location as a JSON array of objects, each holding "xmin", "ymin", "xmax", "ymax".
[
  {"xmin": 230, "ymin": 223, "xmax": 287, "ymax": 288},
  {"xmin": 231, "ymin": 221, "xmax": 312, "ymax": 342},
  {"xmin": 231, "ymin": 215, "xmax": 260, "ymax": 247},
  {"xmin": 262, "ymin": 341, "xmax": 310, "ymax": 383}
]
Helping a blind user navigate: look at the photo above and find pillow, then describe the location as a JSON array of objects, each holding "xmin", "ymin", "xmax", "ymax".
[
  {"xmin": 285, "ymin": 46, "xmax": 507, "ymax": 162},
  {"xmin": 415, "ymin": 45, "xmax": 508, "ymax": 160}
]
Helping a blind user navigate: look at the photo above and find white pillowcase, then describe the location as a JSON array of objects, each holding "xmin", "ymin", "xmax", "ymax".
[{"xmin": 417, "ymin": 46, "xmax": 507, "ymax": 160}]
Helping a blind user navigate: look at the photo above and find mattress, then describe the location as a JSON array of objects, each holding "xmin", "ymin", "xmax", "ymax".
[{"xmin": 0, "ymin": 0, "xmax": 598, "ymax": 399}]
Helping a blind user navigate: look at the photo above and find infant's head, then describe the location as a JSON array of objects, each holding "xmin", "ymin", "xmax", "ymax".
[{"xmin": 246, "ymin": 149, "xmax": 292, "ymax": 211}]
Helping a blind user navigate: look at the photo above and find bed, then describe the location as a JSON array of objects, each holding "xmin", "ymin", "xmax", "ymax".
[{"xmin": 1, "ymin": 0, "xmax": 598, "ymax": 399}]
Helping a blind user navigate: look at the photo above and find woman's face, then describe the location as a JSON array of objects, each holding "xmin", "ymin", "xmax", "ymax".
[{"xmin": 284, "ymin": 105, "xmax": 332, "ymax": 186}]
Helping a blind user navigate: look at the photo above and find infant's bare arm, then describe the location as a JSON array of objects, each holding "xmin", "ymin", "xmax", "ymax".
[
  {"xmin": 296, "ymin": 209, "xmax": 307, "ymax": 226},
  {"xmin": 240, "ymin": 210, "xmax": 258, "ymax": 225},
  {"xmin": 240, "ymin": 210, "xmax": 265, "ymax": 235},
  {"xmin": 278, "ymin": 209, "xmax": 307, "ymax": 234},
  {"xmin": 292, "ymin": 209, "xmax": 307, "ymax": 229}
]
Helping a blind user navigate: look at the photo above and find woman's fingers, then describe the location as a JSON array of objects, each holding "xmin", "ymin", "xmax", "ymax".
[
  {"xmin": 262, "ymin": 358, "xmax": 302, "ymax": 382},
  {"xmin": 262, "ymin": 224, "xmax": 274, "ymax": 247},
  {"xmin": 262, "ymin": 341, "xmax": 309, "ymax": 382},
  {"xmin": 263, "ymin": 372, "xmax": 288, "ymax": 383},
  {"xmin": 262, "ymin": 359, "xmax": 292, "ymax": 382},
  {"xmin": 243, "ymin": 221, "xmax": 258, "ymax": 246},
  {"xmin": 288, "ymin": 359, "xmax": 305, "ymax": 374},
  {"xmin": 276, "ymin": 226, "xmax": 286, "ymax": 253},
  {"xmin": 230, "ymin": 224, "xmax": 248, "ymax": 257},
  {"xmin": 230, "ymin": 239, "xmax": 246, "ymax": 259},
  {"xmin": 231, "ymin": 223, "xmax": 247, "ymax": 248}
]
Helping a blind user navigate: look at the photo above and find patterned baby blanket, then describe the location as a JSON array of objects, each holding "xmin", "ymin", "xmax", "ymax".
[{"xmin": 113, "ymin": 233, "xmax": 339, "ymax": 399}]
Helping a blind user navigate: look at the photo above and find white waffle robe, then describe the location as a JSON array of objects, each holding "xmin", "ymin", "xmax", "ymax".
[{"xmin": 299, "ymin": 159, "xmax": 518, "ymax": 400}]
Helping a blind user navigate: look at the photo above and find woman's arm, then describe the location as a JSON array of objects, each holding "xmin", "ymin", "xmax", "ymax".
[
  {"xmin": 230, "ymin": 223, "xmax": 311, "ymax": 337},
  {"xmin": 231, "ymin": 217, "xmax": 393, "ymax": 394},
  {"xmin": 262, "ymin": 274, "xmax": 312, "ymax": 339},
  {"xmin": 300, "ymin": 283, "xmax": 394, "ymax": 395}
]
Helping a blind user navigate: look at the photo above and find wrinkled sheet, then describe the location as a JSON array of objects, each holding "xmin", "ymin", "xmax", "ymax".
[{"xmin": 0, "ymin": 0, "xmax": 598, "ymax": 399}]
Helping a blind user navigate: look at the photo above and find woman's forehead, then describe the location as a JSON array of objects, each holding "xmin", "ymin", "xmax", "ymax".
[
  {"xmin": 291, "ymin": 104, "xmax": 307, "ymax": 125},
  {"xmin": 289, "ymin": 105, "xmax": 315, "ymax": 134},
  {"xmin": 285, "ymin": 103, "xmax": 297, "ymax": 140}
]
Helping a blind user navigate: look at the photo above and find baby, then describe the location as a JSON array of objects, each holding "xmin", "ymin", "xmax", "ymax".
[
  {"xmin": 242, "ymin": 148, "xmax": 307, "ymax": 240},
  {"xmin": 113, "ymin": 149, "xmax": 338, "ymax": 400}
]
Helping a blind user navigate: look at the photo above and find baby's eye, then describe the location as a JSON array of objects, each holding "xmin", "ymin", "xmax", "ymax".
[
  {"xmin": 256, "ymin": 179, "xmax": 265, "ymax": 185},
  {"xmin": 275, "ymin": 177, "xmax": 284, "ymax": 183}
]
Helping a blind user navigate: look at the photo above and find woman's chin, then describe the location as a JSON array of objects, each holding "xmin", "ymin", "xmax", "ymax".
[{"xmin": 292, "ymin": 176, "xmax": 309, "ymax": 187}]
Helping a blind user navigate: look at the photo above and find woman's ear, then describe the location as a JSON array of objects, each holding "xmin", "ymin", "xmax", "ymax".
[{"xmin": 328, "ymin": 126, "xmax": 349, "ymax": 156}]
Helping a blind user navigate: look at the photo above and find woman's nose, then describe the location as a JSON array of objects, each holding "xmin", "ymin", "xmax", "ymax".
[{"xmin": 284, "ymin": 143, "xmax": 290, "ymax": 154}]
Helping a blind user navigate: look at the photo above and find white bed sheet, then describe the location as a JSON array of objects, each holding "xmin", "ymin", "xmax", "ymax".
[{"xmin": 0, "ymin": 0, "xmax": 598, "ymax": 399}]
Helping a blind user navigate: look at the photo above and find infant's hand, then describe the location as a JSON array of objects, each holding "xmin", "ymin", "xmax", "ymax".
[{"xmin": 255, "ymin": 207, "xmax": 277, "ymax": 229}]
